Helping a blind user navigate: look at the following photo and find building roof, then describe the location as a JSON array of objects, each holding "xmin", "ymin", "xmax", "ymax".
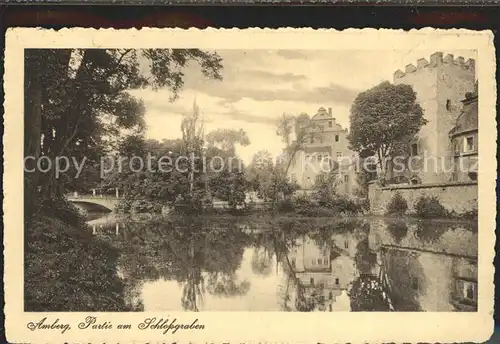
[{"xmin": 449, "ymin": 93, "xmax": 478, "ymax": 137}]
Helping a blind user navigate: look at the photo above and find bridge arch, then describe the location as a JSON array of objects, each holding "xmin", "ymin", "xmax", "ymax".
[{"xmin": 68, "ymin": 196, "xmax": 121, "ymax": 213}]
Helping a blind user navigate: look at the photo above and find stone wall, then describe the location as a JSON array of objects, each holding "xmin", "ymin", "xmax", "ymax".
[{"xmin": 368, "ymin": 181, "xmax": 477, "ymax": 216}]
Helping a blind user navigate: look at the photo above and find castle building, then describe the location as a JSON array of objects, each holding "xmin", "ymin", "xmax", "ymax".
[
  {"xmin": 288, "ymin": 234, "xmax": 358, "ymax": 312},
  {"xmin": 449, "ymin": 90, "xmax": 478, "ymax": 182},
  {"xmin": 370, "ymin": 219, "xmax": 478, "ymax": 311},
  {"xmin": 393, "ymin": 52, "xmax": 476, "ymax": 184},
  {"xmin": 287, "ymin": 107, "xmax": 358, "ymax": 194}
]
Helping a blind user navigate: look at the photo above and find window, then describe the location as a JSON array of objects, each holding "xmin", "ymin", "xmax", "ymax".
[
  {"xmin": 323, "ymin": 258, "xmax": 329, "ymax": 265},
  {"xmin": 317, "ymin": 258, "xmax": 322, "ymax": 265},
  {"xmin": 329, "ymin": 291, "xmax": 333, "ymax": 300},
  {"xmin": 335, "ymin": 135, "xmax": 339, "ymax": 142},
  {"xmin": 466, "ymin": 284, "xmax": 475, "ymax": 300},
  {"xmin": 310, "ymin": 278, "xmax": 314, "ymax": 285},
  {"xmin": 411, "ymin": 277, "xmax": 419, "ymax": 290},
  {"xmin": 329, "ymin": 304, "xmax": 333, "ymax": 312},
  {"xmin": 344, "ymin": 241, "xmax": 349, "ymax": 249},
  {"xmin": 462, "ymin": 283, "xmax": 477, "ymax": 301},
  {"xmin": 344, "ymin": 175, "xmax": 349, "ymax": 183},
  {"xmin": 290, "ymin": 173, "xmax": 296, "ymax": 181},
  {"xmin": 311, "ymin": 259, "xmax": 316, "ymax": 265},
  {"xmin": 411, "ymin": 143, "xmax": 418, "ymax": 156},
  {"xmin": 328, "ymin": 121, "xmax": 333, "ymax": 128},
  {"xmin": 446, "ymin": 99, "xmax": 452, "ymax": 111},
  {"xmin": 317, "ymin": 155, "xmax": 322, "ymax": 162},
  {"xmin": 335, "ymin": 278, "xmax": 339, "ymax": 285},
  {"xmin": 465, "ymin": 136, "xmax": 474, "ymax": 152}
]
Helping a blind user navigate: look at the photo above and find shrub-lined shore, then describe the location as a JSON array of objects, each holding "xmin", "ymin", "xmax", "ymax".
[
  {"xmin": 385, "ymin": 192, "xmax": 478, "ymax": 221},
  {"xmin": 25, "ymin": 199, "xmax": 136, "ymax": 312},
  {"xmin": 116, "ymin": 192, "xmax": 371, "ymax": 217}
]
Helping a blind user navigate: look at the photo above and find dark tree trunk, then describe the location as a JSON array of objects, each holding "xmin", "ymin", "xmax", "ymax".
[{"xmin": 24, "ymin": 50, "xmax": 43, "ymax": 230}]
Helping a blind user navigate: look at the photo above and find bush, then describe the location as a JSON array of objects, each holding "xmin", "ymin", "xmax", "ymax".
[
  {"xmin": 117, "ymin": 198, "xmax": 164, "ymax": 214},
  {"xmin": 116, "ymin": 198, "xmax": 133, "ymax": 213},
  {"xmin": 460, "ymin": 208, "xmax": 478, "ymax": 221},
  {"xmin": 276, "ymin": 198, "xmax": 295, "ymax": 213},
  {"xmin": 385, "ymin": 192, "xmax": 408, "ymax": 216},
  {"xmin": 293, "ymin": 195, "xmax": 317, "ymax": 216},
  {"xmin": 329, "ymin": 195, "xmax": 363, "ymax": 214},
  {"xmin": 37, "ymin": 196, "xmax": 87, "ymax": 228},
  {"xmin": 415, "ymin": 196, "xmax": 448, "ymax": 218},
  {"xmin": 25, "ymin": 215, "xmax": 133, "ymax": 311}
]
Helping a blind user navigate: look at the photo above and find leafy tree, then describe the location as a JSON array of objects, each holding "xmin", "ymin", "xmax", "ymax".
[
  {"xmin": 347, "ymin": 81, "xmax": 427, "ymax": 180},
  {"xmin": 385, "ymin": 192, "xmax": 408, "ymax": 216},
  {"xmin": 353, "ymin": 156, "xmax": 378, "ymax": 198},
  {"xmin": 208, "ymin": 169, "xmax": 248, "ymax": 209},
  {"xmin": 101, "ymin": 137, "xmax": 193, "ymax": 209},
  {"xmin": 270, "ymin": 113, "xmax": 321, "ymax": 207},
  {"xmin": 203, "ymin": 128, "xmax": 250, "ymax": 208},
  {"xmin": 276, "ymin": 113, "xmax": 295, "ymax": 148},
  {"xmin": 311, "ymin": 172, "xmax": 340, "ymax": 207},
  {"xmin": 246, "ymin": 150, "xmax": 276, "ymax": 200},
  {"xmin": 415, "ymin": 196, "xmax": 448, "ymax": 219}
]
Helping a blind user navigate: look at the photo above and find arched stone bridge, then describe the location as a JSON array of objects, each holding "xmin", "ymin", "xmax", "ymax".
[{"xmin": 67, "ymin": 195, "xmax": 121, "ymax": 212}]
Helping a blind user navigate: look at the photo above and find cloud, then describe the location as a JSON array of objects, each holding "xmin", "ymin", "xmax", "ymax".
[
  {"xmin": 206, "ymin": 82, "xmax": 360, "ymax": 106},
  {"xmin": 240, "ymin": 69, "xmax": 308, "ymax": 83},
  {"xmin": 129, "ymin": 88, "xmax": 280, "ymax": 126}
]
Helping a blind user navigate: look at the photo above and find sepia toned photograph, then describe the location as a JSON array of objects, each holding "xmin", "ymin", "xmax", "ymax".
[{"xmin": 4, "ymin": 28, "xmax": 495, "ymax": 343}]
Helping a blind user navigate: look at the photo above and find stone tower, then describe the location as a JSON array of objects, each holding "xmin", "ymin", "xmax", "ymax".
[{"xmin": 393, "ymin": 52, "xmax": 476, "ymax": 183}]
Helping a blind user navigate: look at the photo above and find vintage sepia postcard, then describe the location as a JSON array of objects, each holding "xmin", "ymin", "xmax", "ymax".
[{"xmin": 3, "ymin": 28, "xmax": 496, "ymax": 343}]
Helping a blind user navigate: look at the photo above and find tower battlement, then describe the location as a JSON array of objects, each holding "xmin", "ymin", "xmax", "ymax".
[{"xmin": 394, "ymin": 52, "xmax": 475, "ymax": 80}]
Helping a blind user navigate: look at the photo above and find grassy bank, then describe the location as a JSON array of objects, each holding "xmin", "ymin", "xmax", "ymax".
[{"xmin": 25, "ymin": 214, "xmax": 133, "ymax": 311}]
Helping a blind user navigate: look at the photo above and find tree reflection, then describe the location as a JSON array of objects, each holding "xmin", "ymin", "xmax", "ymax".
[
  {"xmin": 251, "ymin": 247, "xmax": 273, "ymax": 277},
  {"xmin": 180, "ymin": 233, "xmax": 205, "ymax": 311},
  {"xmin": 116, "ymin": 216, "xmax": 253, "ymax": 311},
  {"xmin": 414, "ymin": 221, "xmax": 449, "ymax": 243},
  {"xmin": 354, "ymin": 238, "xmax": 378, "ymax": 275},
  {"xmin": 349, "ymin": 274, "xmax": 391, "ymax": 311},
  {"xmin": 112, "ymin": 216, "xmax": 427, "ymax": 312},
  {"xmin": 206, "ymin": 273, "xmax": 250, "ymax": 296},
  {"xmin": 386, "ymin": 219, "xmax": 409, "ymax": 244}
]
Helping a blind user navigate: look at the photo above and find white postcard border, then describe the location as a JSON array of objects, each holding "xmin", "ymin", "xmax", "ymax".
[{"xmin": 4, "ymin": 28, "xmax": 496, "ymax": 343}]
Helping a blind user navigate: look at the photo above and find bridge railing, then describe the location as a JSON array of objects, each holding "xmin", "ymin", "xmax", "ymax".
[{"xmin": 66, "ymin": 193, "xmax": 122, "ymax": 200}]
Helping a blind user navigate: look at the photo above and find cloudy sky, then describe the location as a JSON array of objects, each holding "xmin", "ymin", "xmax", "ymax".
[{"xmin": 129, "ymin": 49, "xmax": 476, "ymax": 163}]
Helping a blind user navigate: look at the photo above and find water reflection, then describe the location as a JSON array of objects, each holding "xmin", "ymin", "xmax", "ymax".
[{"xmin": 88, "ymin": 213, "xmax": 478, "ymax": 312}]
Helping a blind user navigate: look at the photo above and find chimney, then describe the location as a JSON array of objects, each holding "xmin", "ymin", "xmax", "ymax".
[
  {"xmin": 430, "ymin": 52, "xmax": 443, "ymax": 66},
  {"xmin": 328, "ymin": 107, "xmax": 332, "ymax": 116}
]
